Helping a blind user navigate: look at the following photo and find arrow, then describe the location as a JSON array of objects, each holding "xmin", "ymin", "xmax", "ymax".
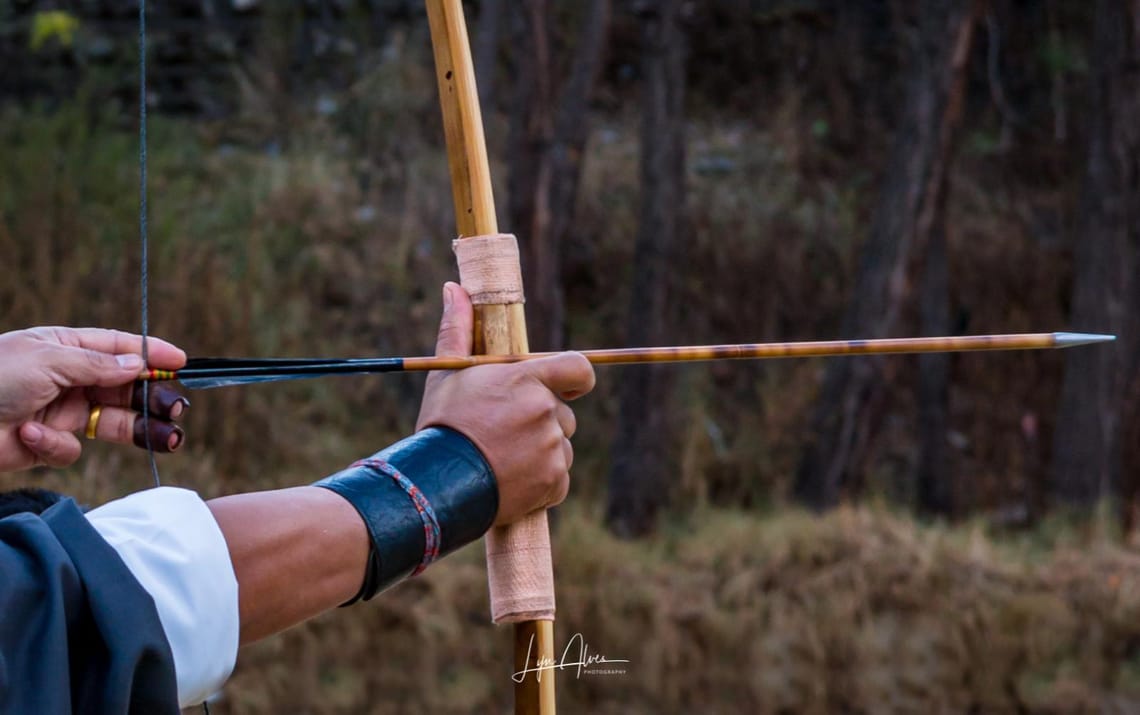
[{"xmin": 139, "ymin": 332, "xmax": 1115, "ymax": 389}]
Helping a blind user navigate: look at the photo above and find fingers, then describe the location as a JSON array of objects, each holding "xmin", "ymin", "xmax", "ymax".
[
  {"xmin": 562, "ymin": 437, "xmax": 574, "ymax": 474},
  {"xmin": 89, "ymin": 406, "xmax": 185, "ymax": 452},
  {"xmin": 30, "ymin": 327, "xmax": 186, "ymax": 391},
  {"xmin": 540, "ymin": 395, "xmax": 576, "ymax": 510},
  {"xmin": 549, "ymin": 447, "xmax": 574, "ymax": 508},
  {"xmin": 19, "ymin": 422, "xmax": 82, "ymax": 468},
  {"xmin": 131, "ymin": 383, "xmax": 190, "ymax": 419},
  {"xmin": 132, "ymin": 414, "xmax": 185, "ymax": 453},
  {"xmin": 555, "ymin": 401, "xmax": 576, "ymax": 439},
  {"xmin": 541, "ymin": 438, "xmax": 572, "ymax": 509},
  {"xmin": 541, "ymin": 412, "xmax": 574, "ymax": 511},
  {"xmin": 520, "ymin": 352, "xmax": 596, "ymax": 401},
  {"xmin": 50, "ymin": 327, "xmax": 187, "ymax": 369},
  {"xmin": 424, "ymin": 282, "xmax": 475, "ymax": 398},
  {"xmin": 46, "ymin": 346, "xmax": 146, "ymax": 389},
  {"xmin": 434, "ymin": 282, "xmax": 474, "ymax": 358},
  {"xmin": 86, "ymin": 382, "xmax": 189, "ymax": 419}
]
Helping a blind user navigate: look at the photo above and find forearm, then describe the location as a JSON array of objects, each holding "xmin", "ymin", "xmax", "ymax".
[{"xmin": 207, "ymin": 486, "xmax": 369, "ymax": 645}]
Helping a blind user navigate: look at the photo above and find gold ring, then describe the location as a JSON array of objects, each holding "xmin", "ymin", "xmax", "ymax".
[{"xmin": 85, "ymin": 405, "xmax": 104, "ymax": 440}]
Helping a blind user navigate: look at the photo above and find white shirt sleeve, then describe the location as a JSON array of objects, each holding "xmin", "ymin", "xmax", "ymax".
[{"xmin": 85, "ymin": 487, "xmax": 239, "ymax": 708}]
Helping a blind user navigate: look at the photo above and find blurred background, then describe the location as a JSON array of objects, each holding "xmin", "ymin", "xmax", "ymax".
[{"xmin": 1, "ymin": 0, "xmax": 1139, "ymax": 712}]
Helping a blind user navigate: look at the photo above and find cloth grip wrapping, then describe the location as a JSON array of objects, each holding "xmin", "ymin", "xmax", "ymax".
[
  {"xmin": 453, "ymin": 233, "xmax": 526, "ymax": 305},
  {"xmin": 453, "ymin": 232, "xmax": 556, "ymax": 624}
]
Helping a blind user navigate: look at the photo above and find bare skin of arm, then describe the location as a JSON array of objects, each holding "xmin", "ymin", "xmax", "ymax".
[{"xmin": 208, "ymin": 486, "xmax": 368, "ymax": 644}]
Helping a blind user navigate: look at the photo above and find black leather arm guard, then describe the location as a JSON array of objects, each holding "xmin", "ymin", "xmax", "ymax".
[{"xmin": 314, "ymin": 426, "xmax": 498, "ymax": 604}]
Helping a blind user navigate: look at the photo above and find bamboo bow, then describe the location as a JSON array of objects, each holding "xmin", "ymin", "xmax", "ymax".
[{"xmin": 425, "ymin": 3, "xmax": 556, "ymax": 713}]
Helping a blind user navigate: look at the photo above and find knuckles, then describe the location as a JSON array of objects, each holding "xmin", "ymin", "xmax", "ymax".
[
  {"xmin": 81, "ymin": 346, "xmax": 112, "ymax": 371},
  {"xmin": 544, "ymin": 467, "xmax": 571, "ymax": 508},
  {"xmin": 115, "ymin": 414, "xmax": 134, "ymax": 443},
  {"xmin": 540, "ymin": 394, "xmax": 560, "ymax": 419}
]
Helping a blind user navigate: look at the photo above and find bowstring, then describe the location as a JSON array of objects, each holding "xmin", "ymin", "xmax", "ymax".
[
  {"xmin": 139, "ymin": 0, "xmax": 159, "ymax": 489},
  {"xmin": 141, "ymin": 6, "xmax": 208, "ymax": 713}
]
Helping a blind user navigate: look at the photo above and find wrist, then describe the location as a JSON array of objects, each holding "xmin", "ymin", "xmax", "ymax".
[{"xmin": 314, "ymin": 426, "xmax": 498, "ymax": 603}]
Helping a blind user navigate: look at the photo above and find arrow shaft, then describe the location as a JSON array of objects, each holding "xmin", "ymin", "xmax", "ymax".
[
  {"xmin": 412, "ymin": 332, "xmax": 1062, "ymax": 369},
  {"xmin": 141, "ymin": 333, "xmax": 1111, "ymax": 388}
]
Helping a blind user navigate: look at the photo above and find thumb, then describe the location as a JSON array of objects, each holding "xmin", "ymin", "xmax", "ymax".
[
  {"xmin": 434, "ymin": 282, "xmax": 474, "ymax": 358},
  {"xmin": 19, "ymin": 422, "xmax": 83, "ymax": 468},
  {"xmin": 520, "ymin": 352, "xmax": 596, "ymax": 401},
  {"xmin": 48, "ymin": 346, "xmax": 144, "ymax": 389}
]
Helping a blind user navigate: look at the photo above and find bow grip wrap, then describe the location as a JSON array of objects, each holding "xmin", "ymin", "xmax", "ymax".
[
  {"xmin": 453, "ymin": 234, "xmax": 557, "ymax": 624},
  {"xmin": 314, "ymin": 427, "xmax": 498, "ymax": 602}
]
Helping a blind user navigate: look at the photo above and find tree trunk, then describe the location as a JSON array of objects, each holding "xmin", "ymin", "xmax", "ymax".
[
  {"xmin": 793, "ymin": 0, "xmax": 979, "ymax": 511},
  {"xmin": 917, "ymin": 218, "xmax": 953, "ymax": 516},
  {"xmin": 506, "ymin": 0, "xmax": 555, "ymax": 345},
  {"xmin": 474, "ymin": 0, "xmax": 504, "ymax": 107},
  {"xmin": 605, "ymin": 0, "xmax": 688, "ymax": 539},
  {"xmin": 506, "ymin": 0, "xmax": 610, "ymax": 351},
  {"xmin": 546, "ymin": 0, "xmax": 610, "ymax": 343},
  {"xmin": 1051, "ymin": 0, "xmax": 1140, "ymax": 510}
]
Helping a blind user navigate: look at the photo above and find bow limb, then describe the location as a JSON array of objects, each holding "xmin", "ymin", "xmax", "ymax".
[{"xmin": 425, "ymin": 3, "xmax": 557, "ymax": 713}]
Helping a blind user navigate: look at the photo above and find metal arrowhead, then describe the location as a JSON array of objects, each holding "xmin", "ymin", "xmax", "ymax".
[{"xmin": 1054, "ymin": 332, "xmax": 1117, "ymax": 347}]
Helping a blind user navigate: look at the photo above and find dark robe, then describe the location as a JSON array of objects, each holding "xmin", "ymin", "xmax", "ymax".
[{"xmin": 0, "ymin": 498, "xmax": 179, "ymax": 714}]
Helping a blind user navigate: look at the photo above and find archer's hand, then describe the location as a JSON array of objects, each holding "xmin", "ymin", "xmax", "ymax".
[
  {"xmin": 416, "ymin": 283, "xmax": 595, "ymax": 525},
  {"xmin": 0, "ymin": 327, "xmax": 189, "ymax": 472}
]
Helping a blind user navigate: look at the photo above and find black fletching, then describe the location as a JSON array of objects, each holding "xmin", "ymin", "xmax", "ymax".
[{"xmin": 175, "ymin": 357, "xmax": 406, "ymax": 389}]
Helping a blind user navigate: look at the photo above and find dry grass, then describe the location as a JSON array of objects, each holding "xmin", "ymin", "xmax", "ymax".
[{"xmin": 214, "ymin": 506, "xmax": 1140, "ymax": 714}]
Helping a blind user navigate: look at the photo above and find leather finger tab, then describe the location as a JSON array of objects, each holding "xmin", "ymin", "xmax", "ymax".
[
  {"xmin": 133, "ymin": 418, "xmax": 185, "ymax": 453},
  {"xmin": 132, "ymin": 382, "xmax": 190, "ymax": 420}
]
